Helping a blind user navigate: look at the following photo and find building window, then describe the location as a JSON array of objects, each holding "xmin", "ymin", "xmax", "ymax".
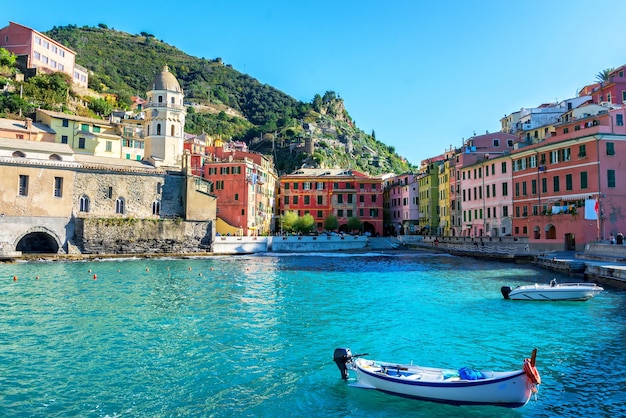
[
  {"xmin": 152, "ymin": 201, "xmax": 160, "ymax": 215},
  {"xmin": 78, "ymin": 137, "xmax": 86, "ymax": 149},
  {"xmin": 317, "ymin": 210, "xmax": 323, "ymax": 218},
  {"xmin": 304, "ymin": 196, "xmax": 310, "ymax": 205},
  {"xmin": 502, "ymin": 182, "xmax": 508, "ymax": 196},
  {"xmin": 501, "ymin": 161, "xmax": 507, "ymax": 174},
  {"xmin": 18, "ymin": 175, "xmax": 29, "ymax": 196},
  {"xmin": 54, "ymin": 177, "xmax": 63, "ymax": 197},
  {"xmin": 115, "ymin": 198, "xmax": 125, "ymax": 214},
  {"xmin": 502, "ymin": 206, "xmax": 508, "ymax": 217},
  {"xmin": 284, "ymin": 196, "xmax": 289, "ymax": 205},
  {"xmin": 565, "ymin": 174, "xmax": 573, "ymax": 191},
  {"xmin": 617, "ymin": 114, "xmax": 624, "ymax": 126},
  {"xmin": 337, "ymin": 194, "xmax": 343, "ymax": 204},
  {"xmin": 372, "ymin": 195, "xmax": 377, "ymax": 202},
  {"xmin": 606, "ymin": 142, "xmax": 615, "ymax": 156},
  {"xmin": 531, "ymin": 179, "xmax": 537, "ymax": 195},
  {"xmin": 93, "ymin": 126, "xmax": 101, "ymax": 133},
  {"xmin": 293, "ymin": 196, "xmax": 298, "ymax": 204},
  {"xmin": 156, "ymin": 124, "xmax": 162, "ymax": 135},
  {"xmin": 608, "ymin": 170, "xmax": 616, "ymax": 188},
  {"xmin": 338, "ymin": 209, "xmax": 344, "ymax": 217},
  {"xmin": 317, "ymin": 196, "xmax": 323, "ymax": 205},
  {"xmin": 553, "ymin": 176, "xmax": 560, "ymax": 192},
  {"xmin": 106, "ymin": 141, "xmax": 112, "ymax": 152},
  {"xmin": 581, "ymin": 172, "xmax": 588, "ymax": 189},
  {"xmin": 79, "ymin": 195, "xmax": 90, "ymax": 212},
  {"xmin": 578, "ymin": 144, "xmax": 586, "ymax": 158},
  {"xmin": 61, "ymin": 135, "xmax": 68, "ymax": 144},
  {"xmin": 81, "ymin": 124, "xmax": 89, "ymax": 132}
]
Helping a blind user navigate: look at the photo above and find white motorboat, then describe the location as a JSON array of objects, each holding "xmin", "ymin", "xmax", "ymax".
[
  {"xmin": 501, "ymin": 279, "xmax": 604, "ymax": 301},
  {"xmin": 333, "ymin": 348, "xmax": 540, "ymax": 408}
]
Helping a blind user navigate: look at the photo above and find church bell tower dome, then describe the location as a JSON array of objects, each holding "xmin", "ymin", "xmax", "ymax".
[{"xmin": 151, "ymin": 65, "xmax": 183, "ymax": 93}]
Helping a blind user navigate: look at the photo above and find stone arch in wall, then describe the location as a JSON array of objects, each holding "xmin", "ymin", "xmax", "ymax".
[{"xmin": 14, "ymin": 226, "xmax": 63, "ymax": 254}]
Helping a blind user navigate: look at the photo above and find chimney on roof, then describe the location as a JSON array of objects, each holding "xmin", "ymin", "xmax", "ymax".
[{"xmin": 25, "ymin": 118, "xmax": 32, "ymax": 130}]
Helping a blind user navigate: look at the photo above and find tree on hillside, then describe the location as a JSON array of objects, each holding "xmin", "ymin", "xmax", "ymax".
[
  {"xmin": 0, "ymin": 48, "xmax": 17, "ymax": 67},
  {"xmin": 595, "ymin": 68, "xmax": 614, "ymax": 83}
]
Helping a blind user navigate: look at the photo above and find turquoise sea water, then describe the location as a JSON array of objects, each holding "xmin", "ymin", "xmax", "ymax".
[{"xmin": 1, "ymin": 251, "xmax": 624, "ymax": 417}]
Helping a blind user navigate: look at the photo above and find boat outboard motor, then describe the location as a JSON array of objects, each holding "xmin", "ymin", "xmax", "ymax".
[
  {"xmin": 501, "ymin": 286, "xmax": 512, "ymax": 299},
  {"xmin": 333, "ymin": 348, "xmax": 353, "ymax": 380}
]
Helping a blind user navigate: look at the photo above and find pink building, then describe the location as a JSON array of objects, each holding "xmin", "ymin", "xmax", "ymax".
[
  {"xmin": 0, "ymin": 21, "xmax": 88, "ymax": 87},
  {"xmin": 457, "ymin": 132, "xmax": 519, "ymax": 237},
  {"xmin": 384, "ymin": 173, "xmax": 419, "ymax": 236}
]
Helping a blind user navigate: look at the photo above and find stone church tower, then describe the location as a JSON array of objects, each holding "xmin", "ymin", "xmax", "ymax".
[{"xmin": 143, "ymin": 65, "xmax": 186, "ymax": 167}]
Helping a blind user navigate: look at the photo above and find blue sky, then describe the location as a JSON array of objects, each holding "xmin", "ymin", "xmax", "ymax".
[{"xmin": 6, "ymin": 1, "xmax": 626, "ymax": 166}]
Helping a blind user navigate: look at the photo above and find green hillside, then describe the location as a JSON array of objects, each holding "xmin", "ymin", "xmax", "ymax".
[{"xmin": 3, "ymin": 24, "xmax": 414, "ymax": 175}]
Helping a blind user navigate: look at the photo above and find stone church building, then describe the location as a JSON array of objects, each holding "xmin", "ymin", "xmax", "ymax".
[{"xmin": 0, "ymin": 66, "xmax": 217, "ymax": 258}]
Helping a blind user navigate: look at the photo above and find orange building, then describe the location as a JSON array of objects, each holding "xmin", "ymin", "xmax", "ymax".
[{"xmin": 278, "ymin": 168, "xmax": 384, "ymax": 235}]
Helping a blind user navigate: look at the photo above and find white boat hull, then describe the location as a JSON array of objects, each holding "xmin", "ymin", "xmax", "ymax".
[
  {"xmin": 350, "ymin": 358, "xmax": 537, "ymax": 408},
  {"xmin": 504, "ymin": 283, "xmax": 603, "ymax": 301}
]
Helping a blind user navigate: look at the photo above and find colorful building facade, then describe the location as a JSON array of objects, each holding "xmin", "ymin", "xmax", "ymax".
[{"xmin": 278, "ymin": 168, "xmax": 383, "ymax": 235}]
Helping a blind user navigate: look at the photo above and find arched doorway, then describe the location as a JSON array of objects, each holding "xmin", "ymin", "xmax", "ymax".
[
  {"xmin": 15, "ymin": 230, "xmax": 61, "ymax": 254},
  {"xmin": 545, "ymin": 224, "xmax": 556, "ymax": 240},
  {"xmin": 361, "ymin": 222, "xmax": 376, "ymax": 236}
]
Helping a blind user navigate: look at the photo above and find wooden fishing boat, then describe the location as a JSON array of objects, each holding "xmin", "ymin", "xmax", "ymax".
[{"xmin": 333, "ymin": 348, "xmax": 540, "ymax": 408}]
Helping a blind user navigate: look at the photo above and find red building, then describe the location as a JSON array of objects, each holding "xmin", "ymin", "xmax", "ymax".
[
  {"xmin": 202, "ymin": 143, "xmax": 277, "ymax": 236},
  {"xmin": 585, "ymin": 65, "xmax": 626, "ymax": 105},
  {"xmin": 278, "ymin": 168, "xmax": 384, "ymax": 235},
  {"xmin": 511, "ymin": 104, "xmax": 626, "ymax": 250}
]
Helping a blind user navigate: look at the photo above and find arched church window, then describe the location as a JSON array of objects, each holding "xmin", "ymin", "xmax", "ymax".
[
  {"xmin": 79, "ymin": 195, "xmax": 90, "ymax": 212},
  {"xmin": 152, "ymin": 201, "xmax": 161, "ymax": 215},
  {"xmin": 115, "ymin": 197, "xmax": 125, "ymax": 214},
  {"xmin": 157, "ymin": 124, "xmax": 161, "ymax": 135}
]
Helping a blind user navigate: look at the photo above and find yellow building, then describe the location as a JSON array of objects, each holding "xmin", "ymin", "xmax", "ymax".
[{"xmin": 35, "ymin": 109, "xmax": 123, "ymax": 158}]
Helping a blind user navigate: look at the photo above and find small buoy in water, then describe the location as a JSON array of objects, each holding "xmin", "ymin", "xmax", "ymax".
[
  {"xmin": 146, "ymin": 268, "xmax": 149, "ymax": 272},
  {"xmin": 36, "ymin": 276, "xmax": 39, "ymax": 280},
  {"xmin": 88, "ymin": 269, "xmax": 92, "ymax": 273},
  {"xmin": 93, "ymin": 274, "xmax": 97, "ymax": 280},
  {"xmin": 13, "ymin": 276, "xmax": 17, "ymax": 281},
  {"xmin": 188, "ymin": 267, "xmax": 192, "ymax": 271},
  {"xmin": 210, "ymin": 267, "xmax": 214, "ymax": 271},
  {"xmin": 199, "ymin": 273, "xmax": 202, "ymax": 277}
]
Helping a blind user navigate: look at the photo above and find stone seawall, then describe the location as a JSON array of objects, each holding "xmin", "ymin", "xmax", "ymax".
[
  {"xmin": 75, "ymin": 218, "xmax": 213, "ymax": 254},
  {"xmin": 211, "ymin": 235, "xmax": 368, "ymax": 254}
]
